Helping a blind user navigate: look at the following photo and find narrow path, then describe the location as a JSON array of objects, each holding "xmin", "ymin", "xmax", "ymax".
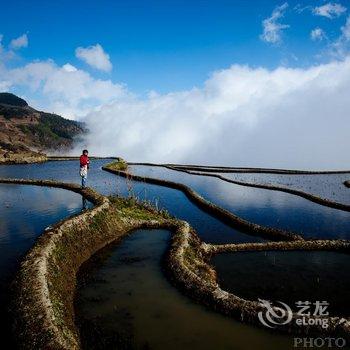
[{"xmin": 129, "ymin": 162, "xmax": 350, "ymax": 174}]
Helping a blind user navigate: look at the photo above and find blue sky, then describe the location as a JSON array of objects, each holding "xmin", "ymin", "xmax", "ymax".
[
  {"xmin": 1, "ymin": 0, "xmax": 349, "ymax": 94},
  {"xmin": 1, "ymin": 1, "xmax": 350, "ymax": 167}
]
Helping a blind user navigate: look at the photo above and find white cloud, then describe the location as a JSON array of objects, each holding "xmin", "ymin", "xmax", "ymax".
[
  {"xmin": 75, "ymin": 44, "xmax": 112, "ymax": 72},
  {"xmin": 0, "ymin": 34, "xmax": 16, "ymax": 61},
  {"xmin": 294, "ymin": 4, "xmax": 312, "ymax": 14},
  {"xmin": 2, "ymin": 50, "xmax": 350, "ymax": 169},
  {"xmin": 10, "ymin": 33, "xmax": 28, "ymax": 49},
  {"xmin": 310, "ymin": 27, "xmax": 327, "ymax": 41},
  {"xmin": 260, "ymin": 3, "xmax": 289, "ymax": 44},
  {"xmin": 313, "ymin": 3, "xmax": 346, "ymax": 19},
  {"xmin": 341, "ymin": 15, "xmax": 350, "ymax": 40},
  {"xmin": 0, "ymin": 60, "xmax": 128, "ymax": 118},
  {"xmin": 62, "ymin": 63, "xmax": 78, "ymax": 72},
  {"xmin": 76, "ymin": 57, "xmax": 350, "ymax": 170},
  {"xmin": 330, "ymin": 15, "xmax": 350, "ymax": 57}
]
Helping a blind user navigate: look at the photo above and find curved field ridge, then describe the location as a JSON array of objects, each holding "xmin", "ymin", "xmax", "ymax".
[
  {"xmin": 127, "ymin": 162, "xmax": 350, "ymax": 212},
  {"xmin": 166, "ymin": 166, "xmax": 350, "ymax": 213},
  {"xmin": 2, "ymin": 177, "xmax": 350, "ymax": 348},
  {"xmin": 102, "ymin": 166, "xmax": 350, "ymax": 341},
  {"xmin": 205, "ymin": 239, "xmax": 350, "ymax": 254},
  {"xmin": 0, "ymin": 178, "xmax": 105, "ymax": 203},
  {"xmin": 0, "ymin": 178, "xmax": 192, "ymax": 349},
  {"xmin": 0, "ymin": 178, "xmax": 109, "ymax": 349},
  {"xmin": 102, "ymin": 166, "xmax": 303, "ymax": 241},
  {"xmin": 129, "ymin": 162, "xmax": 350, "ymax": 175},
  {"xmin": 168, "ymin": 232, "xmax": 350, "ymax": 340},
  {"xmin": 47, "ymin": 156, "xmax": 117, "ymax": 161}
]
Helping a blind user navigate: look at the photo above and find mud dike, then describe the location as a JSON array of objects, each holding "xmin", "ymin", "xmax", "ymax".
[{"xmin": 1, "ymin": 165, "xmax": 350, "ymax": 349}]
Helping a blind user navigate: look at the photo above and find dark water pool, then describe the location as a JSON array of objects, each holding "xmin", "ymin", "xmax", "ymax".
[
  {"xmin": 212, "ymin": 250, "xmax": 350, "ymax": 316},
  {"xmin": 76, "ymin": 229, "xmax": 294, "ymax": 350},
  {"xmin": 0, "ymin": 183, "xmax": 91, "ymax": 348}
]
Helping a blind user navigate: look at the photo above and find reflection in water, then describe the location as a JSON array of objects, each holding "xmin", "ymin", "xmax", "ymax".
[
  {"xmin": 3, "ymin": 160, "xmax": 350, "ymax": 239},
  {"xmin": 219, "ymin": 172, "xmax": 350, "ymax": 205},
  {"xmin": 1, "ymin": 161, "xmax": 349, "ymax": 349},
  {"xmin": 0, "ymin": 159, "xmax": 121, "ymax": 196},
  {"xmin": 0, "ymin": 160, "xmax": 260, "ymax": 244},
  {"xmin": 127, "ymin": 165, "xmax": 350, "ymax": 240},
  {"xmin": 0, "ymin": 184, "xmax": 91, "ymax": 348},
  {"xmin": 82, "ymin": 197, "xmax": 88, "ymax": 210},
  {"xmin": 76, "ymin": 229, "xmax": 293, "ymax": 350}
]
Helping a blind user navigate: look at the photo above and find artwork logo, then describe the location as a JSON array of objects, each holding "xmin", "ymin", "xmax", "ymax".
[{"xmin": 258, "ymin": 299, "xmax": 293, "ymax": 328}]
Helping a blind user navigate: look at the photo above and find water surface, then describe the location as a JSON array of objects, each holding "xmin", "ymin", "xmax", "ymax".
[
  {"xmin": 76, "ymin": 229, "xmax": 294, "ymax": 350},
  {"xmin": 127, "ymin": 165, "xmax": 350, "ymax": 240},
  {"xmin": 1, "ymin": 161, "xmax": 348, "ymax": 349},
  {"xmin": 0, "ymin": 183, "xmax": 90, "ymax": 348},
  {"xmin": 0, "ymin": 160, "xmax": 258, "ymax": 244},
  {"xmin": 216, "ymin": 172, "xmax": 350, "ymax": 205},
  {"xmin": 212, "ymin": 250, "xmax": 350, "ymax": 316}
]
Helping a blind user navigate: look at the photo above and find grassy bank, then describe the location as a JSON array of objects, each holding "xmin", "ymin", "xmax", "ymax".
[{"xmin": 104, "ymin": 158, "xmax": 128, "ymax": 171}]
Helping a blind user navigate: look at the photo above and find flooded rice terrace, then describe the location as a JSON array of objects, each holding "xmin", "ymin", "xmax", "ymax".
[
  {"xmin": 0, "ymin": 183, "xmax": 92, "ymax": 347},
  {"xmin": 76, "ymin": 229, "xmax": 290, "ymax": 350},
  {"xmin": 1, "ymin": 159, "xmax": 350, "ymax": 349}
]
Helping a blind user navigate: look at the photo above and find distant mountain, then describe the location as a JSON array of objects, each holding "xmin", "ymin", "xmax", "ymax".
[{"xmin": 0, "ymin": 92, "xmax": 86, "ymax": 163}]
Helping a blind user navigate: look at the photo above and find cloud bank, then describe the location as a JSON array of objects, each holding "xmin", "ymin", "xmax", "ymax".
[
  {"xmin": 78, "ymin": 58, "xmax": 350, "ymax": 170},
  {"xmin": 1, "ymin": 38, "xmax": 350, "ymax": 169}
]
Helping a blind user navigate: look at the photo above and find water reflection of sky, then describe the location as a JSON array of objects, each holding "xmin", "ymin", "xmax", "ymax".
[
  {"xmin": 2, "ymin": 161, "xmax": 350, "ymax": 240},
  {"xmin": 0, "ymin": 183, "xmax": 90, "ymax": 348},
  {"xmin": 0, "ymin": 161, "xmax": 261, "ymax": 244},
  {"xmin": 128, "ymin": 165, "xmax": 350, "ymax": 240},
  {"xmin": 0, "ymin": 159, "xmax": 122, "ymax": 196},
  {"xmin": 219, "ymin": 172, "xmax": 350, "ymax": 205},
  {"xmin": 1, "ymin": 161, "xmax": 349, "ymax": 349},
  {"xmin": 0, "ymin": 183, "xmax": 90, "ymax": 279}
]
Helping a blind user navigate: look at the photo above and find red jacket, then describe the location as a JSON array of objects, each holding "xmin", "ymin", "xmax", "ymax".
[{"xmin": 80, "ymin": 154, "xmax": 90, "ymax": 167}]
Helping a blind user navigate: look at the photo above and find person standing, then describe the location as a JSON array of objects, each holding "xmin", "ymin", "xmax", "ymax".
[{"xmin": 79, "ymin": 149, "xmax": 90, "ymax": 188}]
